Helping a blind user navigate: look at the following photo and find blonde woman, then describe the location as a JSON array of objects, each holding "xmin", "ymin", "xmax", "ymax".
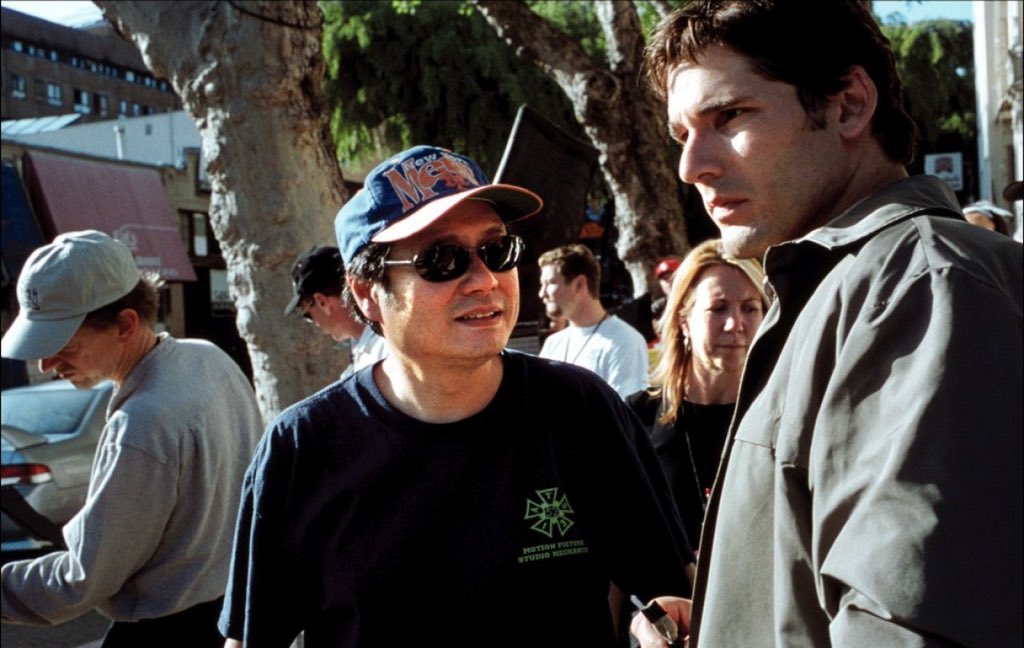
[{"xmin": 627, "ymin": 239, "xmax": 769, "ymax": 547}]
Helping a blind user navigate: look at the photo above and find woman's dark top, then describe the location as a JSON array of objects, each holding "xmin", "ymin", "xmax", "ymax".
[{"xmin": 626, "ymin": 391, "xmax": 735, "ymax": 545}]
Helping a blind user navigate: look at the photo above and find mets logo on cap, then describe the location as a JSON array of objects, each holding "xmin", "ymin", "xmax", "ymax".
[{"xmin": 381, "ymin": 149, "xmax": 486, "ymax": 214}]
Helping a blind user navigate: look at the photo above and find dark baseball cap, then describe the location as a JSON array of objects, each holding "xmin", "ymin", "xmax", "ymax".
[
  {"xmin": 1004, "ymin": 180, "xmax": 1023, "ymax": 202},
  {"xmin": 284, "ymin": 245, "xmax": 344, "ymax": 316}
]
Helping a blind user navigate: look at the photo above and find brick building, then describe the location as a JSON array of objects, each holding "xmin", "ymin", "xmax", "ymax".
[{"xmin": 1, "ymin": 7, "xmax": 179, "ymax": 123}]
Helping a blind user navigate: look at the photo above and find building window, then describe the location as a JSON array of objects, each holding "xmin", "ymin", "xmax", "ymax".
[
  {"xmin": 118, "ymin": 99, "xmax": 129, "ymax": 115},
  {"xmin": 192, "ymin": 213, "xmax": 210, "ymax": 257},
  {"xmin": 12, "ymin": 40, "xmax": 24, "ymax": 53},
  {"xmin": 73, "ymin": 89, "xmax": 91, "ymax": 114},
  {"xmin": 46, "ymin": 82, "xmax": 62, "ymax": 107},
  {"xmin": 210, "ymin": 269, "xmax": 234, "ymax": 316},
  {"xmin": 94, "ymin": 93, "xmax": 109, "ymax": 116},
  {"xmin": 11, "ymin": 74, "xmax": 27, "ymax": 100},
  {"xmin": 49, "ymin": 50, "xmax": 58, "ymax": 62},
  {"xmin": 132, "ymin": 102, "xmax": 142, "ymax": 116},
  {"xmin": 125, "ymin": 70, "xmax": 135, "ymax": 82}
]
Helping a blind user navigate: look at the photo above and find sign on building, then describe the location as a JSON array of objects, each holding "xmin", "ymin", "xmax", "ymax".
[{"xmin": 924, "ymin": 152, "xmax": 963, "ymax": 191}]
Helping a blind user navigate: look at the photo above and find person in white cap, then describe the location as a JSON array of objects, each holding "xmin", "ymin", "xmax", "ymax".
[
  {"xmin": 1, "ymin": 230, "xmax": 262, "ymax": 647},
  {"xmin": 219, "ymin": 146, "xmax": 694, "ymax": 648},
  {"xmin": 962, "ymin": 200, "xmax": 1014, "ymax": 236}
]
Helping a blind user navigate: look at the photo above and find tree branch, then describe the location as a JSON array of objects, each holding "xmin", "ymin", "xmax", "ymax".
[
  {"xmin": 651, "ymin": 0, "xmax": 674, "ymax": 20},
  {"xmin": 594, "ymin": 1, "xmax": 644, "ymax": 77},
  {"xmin": 473, "ymin": 0, "xmax": 599, "ymax": 87}
]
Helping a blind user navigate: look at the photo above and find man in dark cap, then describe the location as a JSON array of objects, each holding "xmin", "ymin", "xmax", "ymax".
[{"xmin": 284, "ymin": 245, "xmax": 386, "ymax": 376}]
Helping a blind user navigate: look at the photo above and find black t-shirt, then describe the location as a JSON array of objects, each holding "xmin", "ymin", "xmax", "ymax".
[
  {"xmin": 627, "ymin": 391, "xmax": 735, "ymax": 545},
  {"xmin": 221, "ymin": 351, "xmax": 692, "ymax": 648}
]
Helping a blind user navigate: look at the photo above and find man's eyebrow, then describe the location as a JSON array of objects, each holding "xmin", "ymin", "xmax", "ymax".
[
  {"xmin": 668, "ymin": 94, "xmax": 754, "ymax": 139},
  {"xmin": 692, "ymin": 95, "xmax": 753, "ymax": 118}
]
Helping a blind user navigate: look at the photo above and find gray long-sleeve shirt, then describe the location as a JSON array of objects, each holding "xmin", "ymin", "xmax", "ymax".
[
  {"xmin": 2, "ymin": 334, "xmax": 263, "ymax": 625},
  {"xmin": 691, "ymin": 176, "xmax": 1023, "ymax": 646}
]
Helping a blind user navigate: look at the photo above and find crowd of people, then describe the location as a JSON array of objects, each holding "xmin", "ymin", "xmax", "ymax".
[{"xmin": 2, "ymin": 1, "xmax": 1021, "ymax": 647}]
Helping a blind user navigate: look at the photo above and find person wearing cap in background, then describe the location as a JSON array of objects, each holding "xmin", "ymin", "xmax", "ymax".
[
  {"xmin": 651, "ymin": 255, "xmax": 684, "ymax": 342},
  {"xmin": 0, "ymin": 231, "xmax": 262, "ymax": 646},
  {"xmin": 962, "ymin": 200, "xmax": 1015, "ymax": 237},
  {"xmin": 284, "ymin": 244, "xmax": 387, "ymax": 378},
  {"xmin": 654, "ymin": 256, "xmax": 683, "ymax": 298},
  {"xmin": 219, "ymin": 145, "xmax": 694, "ymax": 647}
]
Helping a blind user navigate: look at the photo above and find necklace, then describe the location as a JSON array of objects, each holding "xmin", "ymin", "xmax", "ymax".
[{"xmin": 564, "ymin": 313, "xmax": 608, "ymax": 364}]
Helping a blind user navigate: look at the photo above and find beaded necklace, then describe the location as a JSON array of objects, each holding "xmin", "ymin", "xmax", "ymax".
[{"xmin": 564, "ymin": 313, "xmax": 608, "ymax": 364}]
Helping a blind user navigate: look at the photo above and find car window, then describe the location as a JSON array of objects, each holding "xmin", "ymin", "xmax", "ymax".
[{"xmin": 1, "ymin": 388, "xmax": 99, "ymax": 437}]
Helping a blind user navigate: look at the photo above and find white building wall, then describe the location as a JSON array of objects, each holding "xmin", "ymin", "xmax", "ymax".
[
  {"xmin": 2, "ymin": 110, "xmax": 201, "ymax": 168},
  {"xmin": 974, "ymin": 0, "xmax": 1023, "ymax": 241}
]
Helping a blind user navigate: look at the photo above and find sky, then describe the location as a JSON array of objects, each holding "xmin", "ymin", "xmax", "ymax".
[
  {"xmin": 1, "ymin": 0, "xmax": 979, "ymax": 28},
  {"xmin": 872, "ymin": 1, "xmax": 975, "ymax": 24},
  {"xmin": 1, "ymin": 1, "xmax": 104, "ymax": 26}
]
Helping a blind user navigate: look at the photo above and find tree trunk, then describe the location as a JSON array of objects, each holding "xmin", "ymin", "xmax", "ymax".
[
  {"xmin": 475, "ymin": 0, "xmax": 689, "ymax": 296},
  {"xmin": 96, "ymin": 0, "xmax": 347, "ymax": 423}
]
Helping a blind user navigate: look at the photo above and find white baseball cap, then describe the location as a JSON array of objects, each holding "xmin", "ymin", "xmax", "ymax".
[{"xmin": 1, "ymin": 230, "xmax": 140, "ymax": 360}]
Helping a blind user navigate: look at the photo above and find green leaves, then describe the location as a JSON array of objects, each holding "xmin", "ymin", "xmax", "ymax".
[
  {"xmin": 321, "ymin": 0, "xmax": 580, "ymax": 172},
  {"xmin": 882, "ymin": 18, "xmax": 976, "ymax": 152}
]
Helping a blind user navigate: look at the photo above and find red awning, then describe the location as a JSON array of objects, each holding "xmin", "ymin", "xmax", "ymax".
[{"xmin": 24, "ymin": 151, "xmax": 197, "ymax": 282}]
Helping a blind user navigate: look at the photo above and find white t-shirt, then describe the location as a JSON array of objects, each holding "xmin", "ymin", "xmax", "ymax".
[
  {"xmin": 340, "ymin": 327, "xmax": 389, "ymax": 379},
  {"xmin": 539, "ymin": 314, "xmax": 649, "ymax": 398}
]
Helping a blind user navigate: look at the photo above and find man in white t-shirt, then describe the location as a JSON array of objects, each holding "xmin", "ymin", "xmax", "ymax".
[
  {"xmin": 537, "ymin": 243, "xmax": 649, "ymax": 398},
  {"xmin": 285, "ymin": 245, "xmax": 387, "ymax": 377}
]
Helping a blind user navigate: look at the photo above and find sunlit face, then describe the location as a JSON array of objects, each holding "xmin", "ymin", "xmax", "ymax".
[
  {"xmin": 374, "ymin": 201, "xmax": 519, "ymax": 366},
  {"xmin": 658, "ymin": 275, "xmax": 674, "ymax": 297},
  {"xmin": 681, "ymin": 265, "xmax": 764, "ymax": 376},
  {"xmin": 38, "ymin": 323, "xmax": 122, "ymax": 389},
  {"xmin": 538, "ymin": 265, "xmax": 574, "ymax": 320},
  {"xmin": 964, "ymin": 210, "xmax": 996, "ymax": 231},
  {"xmin": 666, "ymin": 44, "xmax": 848, "ymax": 258}
]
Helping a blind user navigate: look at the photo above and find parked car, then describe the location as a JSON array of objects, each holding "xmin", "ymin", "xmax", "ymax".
[{"xmin": 1, "ymin": 379, "xmax": 113, "ymax": 552}]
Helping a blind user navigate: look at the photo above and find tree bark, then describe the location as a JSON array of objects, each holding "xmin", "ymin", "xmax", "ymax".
[
  {"xmin": 475, "ymin": 0, "xmax": 689, "ymax": 296},
  {"xmin": 96, "ymin": 0, "xmax": 347, "ymax": 423}
]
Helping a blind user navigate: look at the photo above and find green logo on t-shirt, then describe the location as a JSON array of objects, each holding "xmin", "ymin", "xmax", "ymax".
[{"xmin": 524, "ymin": 487, "xmax": 575, "ymax": 538}]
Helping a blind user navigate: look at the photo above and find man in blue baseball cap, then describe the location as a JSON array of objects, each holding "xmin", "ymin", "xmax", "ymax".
[{"xmin": 220, "ymin": 146, "xmax": 695, "ymax": 647}]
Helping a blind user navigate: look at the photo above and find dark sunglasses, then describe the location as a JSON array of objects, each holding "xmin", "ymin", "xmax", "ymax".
[{"xmin": 383, "ymin": 234, "xmax": 524, "ymax": 283}]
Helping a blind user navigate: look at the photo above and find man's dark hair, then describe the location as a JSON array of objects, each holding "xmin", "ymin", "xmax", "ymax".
[
  {"xmin": 645, "ymin": 0, "xmax": 917, "ymax": 164},
  {"xmin": 341, "ymin": 243, "xmax": 391, "ymax": 335},
  {"xmin": 538, "ymin": 244, "xmax": 601, "ymax": 298},
  {"xmin": 82, "ymin": 274, "xmax": 161, "ymax": 330}
]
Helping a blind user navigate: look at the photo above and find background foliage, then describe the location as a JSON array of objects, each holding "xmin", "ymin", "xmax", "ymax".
[
  {"xmin": 322, "ymin": 0, "xmax": 584, "ymax": 174},
  {"xmin": 883, "ymin": 19, "xmax": 976, "ymax": 156}
]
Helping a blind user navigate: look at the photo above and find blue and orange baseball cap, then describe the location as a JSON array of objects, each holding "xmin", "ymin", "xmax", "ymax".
[{"xmin": 334, "ymin": 146, "xmax": 542, "ymax": 264}]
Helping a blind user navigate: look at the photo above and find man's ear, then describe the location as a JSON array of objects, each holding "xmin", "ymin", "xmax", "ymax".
[
  {"xmin": 572, "ymin": 274, "xmax": 589, "ymax": 296},
  {"xmin": 348, "ymin": 275, "xmax": 382, "ymax": 324},
  {"xmin": 835, "ymin": 65, "xmax": 877, "ymax": 141},
  {"xmin": 115, "ymin": 308, "xmax": 140, "ymax": 340}
]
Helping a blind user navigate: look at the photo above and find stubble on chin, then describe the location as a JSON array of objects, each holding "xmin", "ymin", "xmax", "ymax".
[{"xmin": 719, "ymin": 227, "xmax": 770, "ymax": 261}]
